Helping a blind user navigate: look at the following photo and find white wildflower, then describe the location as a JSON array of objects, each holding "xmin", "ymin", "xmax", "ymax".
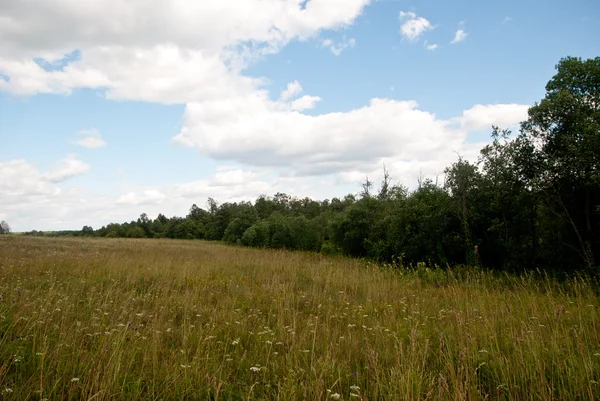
[{"xmin": 331, "ymin": 393, "xmax": 341, "ymax": 400}]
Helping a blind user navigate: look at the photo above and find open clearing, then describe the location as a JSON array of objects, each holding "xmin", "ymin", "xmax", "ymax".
[{"xmin": 0, "ymin": 236, "xmax": 599, "ymax": 400}]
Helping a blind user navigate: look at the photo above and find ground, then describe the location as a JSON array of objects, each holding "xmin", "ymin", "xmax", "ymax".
[{"xmin": 0, "ymin": 236, "xmax": 599, "ymax": 400}]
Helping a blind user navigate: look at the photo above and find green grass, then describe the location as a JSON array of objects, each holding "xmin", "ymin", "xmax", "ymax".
[{"xmin": 0, "ymin": 236, "xmax": 599, "ymax": 400}]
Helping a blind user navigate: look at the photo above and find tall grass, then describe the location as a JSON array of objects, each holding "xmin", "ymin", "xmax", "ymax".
[{"xmin": 0, "ymin": 236, "xmax": 599, "ymax": 400}]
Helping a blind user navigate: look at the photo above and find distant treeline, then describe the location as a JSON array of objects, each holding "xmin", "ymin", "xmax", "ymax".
[{"xmin": 20, "ymin": 56, "xmax": 600, "ymax": 275}]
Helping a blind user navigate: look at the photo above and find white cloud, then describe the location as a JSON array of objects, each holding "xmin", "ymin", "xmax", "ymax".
[
  {"xmin": 43, "ymin": 156, "xmax": 91, "ymax": 183},
  {"xmin": 173, "ymin": 95, "xmax": 529, "ymax": 178},
  {"xmin": 0, "ymin": 0, "xmax": 370, "ymax": 100},
  {"xmin": 290, "ymin": 95, "xmax": 322, "ymax": 111},
  {"xmin": 280, "ymin": 80, "xmax": 303, "ymax": 102},
  {"xmin": 277, "ymin": 80, "xmax": 322, "ymax": 111},
  {"xmin": 424, "ymin": 41, "xmax": 438, "ymax": 51},
  {"xmin": 399, "ymin": 11, "xmax": 434, "ymax": 42},
  {"xmin": 456, "ymin": 104, "xmax": 530, "ymax": 131},
  {"xmin": 0, "ymin": 160, "xmax": 61, "ymax": 201},
  {"xmin": 321, "ymin": 36, "xmax": 356, "ymax": 56},
  {"xmin": 74, "ymin": 128, "xmax": 107, "ymax": 148},
  {"xmin": 502, "ymin": 17, "xmax": 514, "ymax": 24},
  {"xmin": 451, "ymin": 29, "xmax": 468, "ymax": 44}
]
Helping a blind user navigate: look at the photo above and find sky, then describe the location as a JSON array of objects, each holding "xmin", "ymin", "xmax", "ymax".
[{"xmin": 1, "ymin": 0, "xmax": 599, "ymax": 232}]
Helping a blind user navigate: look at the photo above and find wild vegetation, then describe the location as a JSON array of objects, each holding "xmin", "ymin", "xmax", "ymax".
[
  {"xmin": 1, "ymin": 56, "xmax": 598, "ymax": 399},
  {"xmin": 15, "ymin": 56, "xmax": 600, "ymax": 276},
  {"xmin": 1, "ymin": 236, "xmax": 599, "ymax": 400}
]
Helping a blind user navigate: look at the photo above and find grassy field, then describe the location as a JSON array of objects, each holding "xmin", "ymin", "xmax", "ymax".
[{"xmin": 0, "ymin": 236, "xmax": 599, "ymax": 400}]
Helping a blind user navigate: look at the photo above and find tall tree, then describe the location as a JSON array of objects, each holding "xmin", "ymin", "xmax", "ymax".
[{"xmin": 520, "ymin": 56, "xmax": 600, "ymax": 271}]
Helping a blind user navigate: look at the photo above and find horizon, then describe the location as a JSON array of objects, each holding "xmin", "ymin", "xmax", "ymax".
[{"xmin": 1, "ymin": 0, "xmax": 599, "ymax": 232}]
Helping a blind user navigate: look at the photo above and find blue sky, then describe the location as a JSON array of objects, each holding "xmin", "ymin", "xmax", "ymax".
[{"xmin": 1, "ymin": 0, "xmax": 599, "ymax": 231}]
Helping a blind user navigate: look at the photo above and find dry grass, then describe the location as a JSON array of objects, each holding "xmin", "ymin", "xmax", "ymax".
[{"xmin": 0, "ymin": 236, "xmax": 599, "ymax": 400}]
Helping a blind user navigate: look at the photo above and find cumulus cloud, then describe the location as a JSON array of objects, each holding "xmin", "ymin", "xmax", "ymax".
[
  {"xmin": 173, "ymin": 95, "xmax": 529, "ymax": 178},
  {"xmin": 399, "ymin": 11, "xmax": 434, "ymax": 42},
  {"xmin": 277, "ymin": 80, "xmax": 322, "ymax": 111},
  {"xmin": 43, "ymin": 156, "xmax": 91, "ymax": 183},
  {"xmin": 321, "ymin": 36, "xmax": 356, "ymax": 56},
  {"xmin": 457, "ymin": 104, "xmax": 530, "ymax": 132},
  {"xmin": 451, "ymin": 29, "xmax": 468, "ymax": 44},
  {"xmin": 0, "ymin": 0, "xmax": 370, "ymax": 100},
  {"xmin": 0, "ymin": 159, "xmax": 61, "ymax": 201},
  {"xmin": 74, "ymin": 128, "xmax": 107, "ymax": 148},
  {"xmin": 280, "ymin": 81, "xmax": 303, "ymax": 102}
]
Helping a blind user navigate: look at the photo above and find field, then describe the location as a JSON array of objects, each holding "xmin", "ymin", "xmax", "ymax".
[{"xmin": 0, "ymin": 237, "xmax": 599, "ymax": 400}]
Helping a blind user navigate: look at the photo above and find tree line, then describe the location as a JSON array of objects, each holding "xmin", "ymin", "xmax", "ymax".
[{"xmin": 14, "ymin": 56, "xmax": 600, "ymax": 275}]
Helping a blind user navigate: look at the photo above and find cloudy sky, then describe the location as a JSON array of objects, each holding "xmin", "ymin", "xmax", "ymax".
[{"xmin": 1, "ymin": 0, "xmax": 599, "ymax": 231}]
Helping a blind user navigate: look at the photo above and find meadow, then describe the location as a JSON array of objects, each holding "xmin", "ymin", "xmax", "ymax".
[{"xmin": 0, "ymin": 236, "xmax": 599, "ymax": 400}]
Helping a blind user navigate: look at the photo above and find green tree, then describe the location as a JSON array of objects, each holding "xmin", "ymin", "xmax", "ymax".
[
  {"xmin": 444, "ymin": 157, "xmax": 480, "ymax": 265},
  {"xmin": 241, "ymin": 220, "xmax": 270, "ymax": 247},
  {"xmin": 520, "ymin": 56, "xmax": 600, "ymax": 272},
  {"xmin": 127, "ymin": 226, "xmax": 146, "ymax": 238}
]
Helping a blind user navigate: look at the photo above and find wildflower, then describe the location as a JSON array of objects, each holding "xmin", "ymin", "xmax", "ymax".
[
  {"xmin": 232, "ymin": 338, "xmax": 240, "ymax": 345},
  {"xmin": 330, "ymin": 393, "xmax": 341, "ymax": 400},
  {"xmin": 3, "ymin": 388, "xmax": 13, "ymax": 393},
  {"xmin": 250, "ymin": 366, "xmax": 261, "ymax": 372},
  {"xmin": 350, "ymin": 394, "xmax": 360, "ymax": 398},
  {"xmin": 180, "ymin": 365, "xmax": 191, "ymax": 368},
  {"xmin": 71, "ymin": 378, "xmax": 80, "ymax": 382},
  {"xmin": 350, "ymin": 385, "xmax": 360, "ymax": 392}
]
